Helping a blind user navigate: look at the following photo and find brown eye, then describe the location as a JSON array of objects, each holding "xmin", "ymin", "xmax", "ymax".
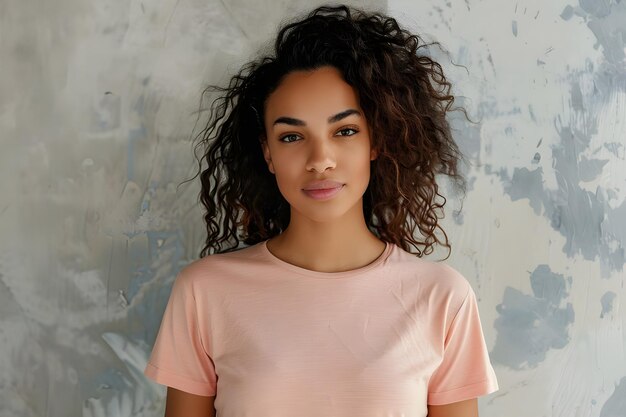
[
  {"xmin": 279, "ymin": 128, "xmax": 358, "ymax": 143},
  {"xmin": 337, "ymin": 128, "xmax": 358, "ymax": 136},
  {"xmin": 279, "ymin": 134, "xmax": 300, "ymax": 143}
]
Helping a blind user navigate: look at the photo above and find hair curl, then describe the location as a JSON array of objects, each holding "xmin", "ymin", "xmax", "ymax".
[{"xmin": 183, "ymin": 4, "xmax": 473, "ymax": 259}]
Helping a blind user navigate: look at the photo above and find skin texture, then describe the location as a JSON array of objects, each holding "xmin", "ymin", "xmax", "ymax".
[
  {"xmin": 260, "ymin": 65, "xmax": 386, "ymax": 272},
  {"xmin": 427, "ymin": 398, "xmax": 479, "ymax": 417},
  {"xmin": 164, "ymin": 387, "xmax": 215, "ymax": 417}
]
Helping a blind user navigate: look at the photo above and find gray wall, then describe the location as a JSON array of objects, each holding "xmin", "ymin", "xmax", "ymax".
[{"xmin": 1, "ymin": 0, "xmax": 624, "ymax": 416}]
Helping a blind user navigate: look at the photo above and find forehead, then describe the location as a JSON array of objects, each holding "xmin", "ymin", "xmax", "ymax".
[{"xmin": 264, "ymin": 66, "xmax": 361, "ymax": 119}]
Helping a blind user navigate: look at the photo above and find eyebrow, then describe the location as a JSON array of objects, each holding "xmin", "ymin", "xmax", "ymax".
[{"xmin": 272, "ymin": 108, "xmax": 362, "ymax": 127}]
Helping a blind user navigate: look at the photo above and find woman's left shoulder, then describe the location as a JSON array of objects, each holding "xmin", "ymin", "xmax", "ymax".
[
  {"xmin": 435, "ymin": 262, "xmax": 472, "ymax": 293},
  {"xmin": 407, "ymin": 258, "xmax": 472, "ymax": 303}
]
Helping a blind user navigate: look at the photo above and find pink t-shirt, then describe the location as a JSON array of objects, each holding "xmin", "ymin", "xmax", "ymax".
[{"xmin": 144, "ymin": 239, "xmax": 499, "ymax": 416}]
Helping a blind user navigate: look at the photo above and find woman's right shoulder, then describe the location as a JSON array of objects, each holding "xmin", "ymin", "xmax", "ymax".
[{"xmin": 176, "ymin": 243, "xmax": 261, "ymax": 285}]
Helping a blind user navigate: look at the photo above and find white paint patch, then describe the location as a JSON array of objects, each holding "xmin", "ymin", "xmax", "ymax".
[{"xmin": 389, "ymin": 0, "xmax": 605, "ymax": 192}]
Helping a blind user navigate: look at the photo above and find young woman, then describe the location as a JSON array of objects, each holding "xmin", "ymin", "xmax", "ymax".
[{"xmin": 144, "ymin": 4, "xmax": 499, "ymax": 417}]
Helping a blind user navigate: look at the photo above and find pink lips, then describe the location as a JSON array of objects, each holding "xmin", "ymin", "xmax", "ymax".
[{"xmin": 302, "ymin": 185, "xmax": 344, "ymax": 200}]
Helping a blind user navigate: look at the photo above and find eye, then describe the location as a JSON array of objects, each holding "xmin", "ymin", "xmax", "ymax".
[
  {"xmin": 337, "ymin": 127, "xmax": 359, "ymax": 137},
  {"xmin": 278, "ymin": 127, "xmax": 359, "ymax": 143},
  {"xmin": 279, "ymin": 133, "xmax": 300, "ymax": 143}
]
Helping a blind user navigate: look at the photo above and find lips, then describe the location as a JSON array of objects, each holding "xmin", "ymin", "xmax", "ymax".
[
  {"xmin": 302, "ymin": 184, "xmax": 344, "ymax": 200},
  {"xmin": 302, "ymin": 180, "xmax": 345, "ymax": 191}
]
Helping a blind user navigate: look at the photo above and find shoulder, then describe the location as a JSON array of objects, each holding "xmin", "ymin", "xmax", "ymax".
[
  {"xmin": 398, "ymin": 256, "xmax": 476, "ymax": 338},
  {"xmin": 433, "ymin": 262, "xmax": 472, "ymax": 299},
  {"xmin": 395, "ymin": 248, "xmax": 471, "ymax": 298},
  {"xmin": 426, "ymin": 261, "xmax": 471, "ymax": 315},
  {"xmin": 393, "ymin": 249, "xmax": 472, "ymax": 315},
  {"xmin": 174, "ymin": 243, "xmax": 264, "ymax": 288}
]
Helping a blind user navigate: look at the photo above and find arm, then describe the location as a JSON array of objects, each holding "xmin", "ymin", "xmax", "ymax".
[
  {"xmin": 164, "ymin": 387, "xmax": 216, "ymax": 417},
  {"xmin": 427, "ymin": 398, "xmax": 478, "ymax": 417}
]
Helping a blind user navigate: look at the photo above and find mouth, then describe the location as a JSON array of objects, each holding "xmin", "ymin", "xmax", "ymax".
[{"xmin": 302, "ymin": 184, "xmax": 345, "ymax": 200}]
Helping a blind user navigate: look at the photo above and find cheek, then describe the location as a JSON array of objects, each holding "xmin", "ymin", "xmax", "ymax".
[
  {"xmin": 357, "ymin": 164, "xmax": 372, "ymax": 187},
  {"xmin": 352, "ymin": 148, "xmax": 373, "ymax": 176},
  {"xmin": 272, "ymin": 155, "xmax": 301, "ymax": 180},
  {"xmin": 272, "ymin": 161, "xmax": 301, "ymax": 194}
]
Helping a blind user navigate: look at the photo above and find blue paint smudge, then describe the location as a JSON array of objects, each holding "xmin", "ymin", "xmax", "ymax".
[
  {"xmin": 600, "ymin": 376, "xmax": 626, "ymax": 417},
  {"xmin": 600, "ymin": 290, "xmax": 617, "ymax": 318},
  {"xmin": 491, "ymin": 264, "xmax": 574, "ymax": 369}
]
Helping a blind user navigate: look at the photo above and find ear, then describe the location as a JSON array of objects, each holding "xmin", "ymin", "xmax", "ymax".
[
  {"xmin": 259, "ymin": 136, "xmax": 275, "ymax": 174},
  {"xmin": 370, "ymin": 147, "xmax": 379, "ymax": 161}
]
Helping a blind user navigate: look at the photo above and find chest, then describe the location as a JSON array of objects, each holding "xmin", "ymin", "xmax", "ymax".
[{"xmin": 208, "ymin": 282, "xmax": 440, "ymax": 416}]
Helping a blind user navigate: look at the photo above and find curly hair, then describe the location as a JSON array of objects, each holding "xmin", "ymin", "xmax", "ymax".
[{"xmin": 184, "ymin": 4, "xmax": 472, "ymax": 259}]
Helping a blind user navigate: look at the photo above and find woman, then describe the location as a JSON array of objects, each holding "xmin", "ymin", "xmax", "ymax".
[{"xmin": 144, "ymin": 4, "xmax": 499, "ymax": 417}]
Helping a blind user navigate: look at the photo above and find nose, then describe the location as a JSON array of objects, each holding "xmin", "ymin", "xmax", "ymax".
[{"xmin": 305, "ymin": 138, "xmax": 337, "ymax": 173}]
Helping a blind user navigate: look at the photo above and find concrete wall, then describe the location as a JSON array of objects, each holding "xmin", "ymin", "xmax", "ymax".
[{"xmin": 0, "ymin": 0, "xmax": 624, "ymax": 416}]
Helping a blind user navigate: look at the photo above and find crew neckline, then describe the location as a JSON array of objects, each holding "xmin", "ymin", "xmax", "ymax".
[{"xmin": 259, "ymin": 239, "xmax": 394, "ymax": 279}]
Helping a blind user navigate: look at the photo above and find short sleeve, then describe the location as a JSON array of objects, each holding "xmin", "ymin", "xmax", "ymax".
[
  {"xmin": 144, "ymin": 270, "xmax": 217, "ymax": 396},
  {"xmin": 427, "ymin": 284, "xmax": 499, "ymax": 405}
]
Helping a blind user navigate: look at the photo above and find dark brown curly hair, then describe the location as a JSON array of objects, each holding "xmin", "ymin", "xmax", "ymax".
[{"xmin": 184, "ymin": 4, "xmax": 473, "ymax": 259}]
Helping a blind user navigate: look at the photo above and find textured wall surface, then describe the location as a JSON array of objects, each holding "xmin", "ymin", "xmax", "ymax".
[
  {"xmin": 389, "ymin": 1, "xmax": 626, "ymax": 416},
  {"xmin": 0, "ymin": 0, "xmax": 624, "ymax": 416}
]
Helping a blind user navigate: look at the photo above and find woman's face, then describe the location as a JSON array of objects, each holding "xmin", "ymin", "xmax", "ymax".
[{"xmin": 260, "ymin": 65, "xmax": 378, "ymax": 223}]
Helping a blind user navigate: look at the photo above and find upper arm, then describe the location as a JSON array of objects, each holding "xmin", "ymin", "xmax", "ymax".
[
  {"xmin": 427, "ymin": 398, "xmax": 478, "ymax": 417},
  {"xmin": 164, "ymin": 387, "xmax": 216, "ymax": 417}
]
